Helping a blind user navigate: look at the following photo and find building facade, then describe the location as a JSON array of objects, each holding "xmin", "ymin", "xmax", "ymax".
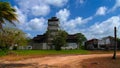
[
  {"xmin": 98, "ymin": 36, "xmax": 115, "ymax": 50},
  {"xmin": 47, "ymin": 17, "xmax": 60, "ymax": 49},
  {"xmin": 85, "ymin": 39, "xmax": 98, "ymax": 50},
  {"xmin": 31, "ymin": 17, "xmax": 78, "ymax": 50},
  {"xmin": 85, "ymin": 36, "xmax": 119, "ymax": 50}
]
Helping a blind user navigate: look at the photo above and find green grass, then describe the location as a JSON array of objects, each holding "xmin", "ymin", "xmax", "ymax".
[
  {"xmin": 1, "ymin": 49, "xmax": 118, "ymax": 56},
  {"xmin": 11, "ymin": 49, "xmax": 90, "ymax": 56},
  {"xmin": 0, "ymin": 50, "xmax": 89, "ymax": 61},
  {"xmin": 0, "ymin": 51, "xmax": 7, "ymax": 56}
]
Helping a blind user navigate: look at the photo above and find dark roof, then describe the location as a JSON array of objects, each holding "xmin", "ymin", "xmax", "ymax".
[
  {"xmin": 48, "ymin": 17, "xmax": 59, "ymax": 21},
  {"xmin": 33, "ymin": 34, "xmax": 47, "ymax": 43},
  {"xmin": 102, "ymin": 36, "xmax": 114, "ymax": 40},
  {"xmin": 33, "ymin": 34, "xmax": 77, "ymax": 43},
  {"xmin": 85, "ymin": 39, "xmax": 98, "ymax": 44},
  {"xmin": 86, "ymin": 39, "xmax": 98, "ymax": 42},
  {"xmin": 66, "ymin": 35, "xmax": 77, "ymax": 42}
]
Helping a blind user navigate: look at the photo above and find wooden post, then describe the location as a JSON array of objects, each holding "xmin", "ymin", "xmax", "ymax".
[{"xmin": 112, "ymin": 27, "xmax": 117, "ymax": 59}]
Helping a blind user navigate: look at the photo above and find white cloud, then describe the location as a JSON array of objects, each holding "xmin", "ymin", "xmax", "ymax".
[
  {"xmin": 31, "ymin": 4, "xmax": 50, "ymax": 16},
  {"xmin": 65, "ymin": 17, "xmax": 92, "ymax": 29},
  {"xmin": 14, "ymin": 6, "xmax": 47, "ymax": 33},
  {"xmin": 15, "ymin": 0, "xmax": 68, "ymax": 16},
  {"xmin": 96, "ymin": 6, "xmax": 107, "ymax": 16},
  {"xmin": 56, "ymin": 8, "xmax": 70, "ymax": 22},
  {"xmin": 56, "ymin": 8, "xmax": 93, "ymax": 35},
  {"xmin": 109, "ymin": 0, "xmax": 120, "ymax": 12},
  {"xmin": 64, "ymin": 16, "xmax": 93, "ymax": 34},
  {"xmin": 14, "ymin": 6, "xmax": 26, "ymax": 24},
  {"xmin": 28, "ymin": 17, "xmax": 47, "ymax": 32},
  {"xmin": 25, "ymin": 33, "xmax": 32, "ymax": 38},
  {"xmin": 14, "ymin": 6, "xmax": 31, "ymax": 31},
  {"xmin": 64, "ymin": 17, "xmax": 83, "ymax": 32},
  {"xmin": 45, "ymin": 0, "xmax": 68, "ymax": 7},
  {"xmin": 79, "ymin": 0, "xmax": 85, "ymax": 4},
  {"xmin": 83, "ymin": 16, "xmax": 120, "ymax": 39},
  {"xmin": 14, "ymin": 0, "xmax": 68, "ymax": 35}
]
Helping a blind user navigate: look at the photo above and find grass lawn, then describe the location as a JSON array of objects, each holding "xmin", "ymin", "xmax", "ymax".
[
  {"xmin": 0, "ymin": 50, "xmax": 119, "ymax": 61},
  {"xmin": 0, "ymin": 49, "xmax": 89, "ymax": 61},
  {"xmin": 13, "ymin": 49, "xmax": 89, "ymax": 55},
  {"xmin": 0, "ymin": 50, "xmax": 89, "ymax": 56},
  {"xmin": 0, "ymin": 49, "xmax": 119, "ymax": 56}
]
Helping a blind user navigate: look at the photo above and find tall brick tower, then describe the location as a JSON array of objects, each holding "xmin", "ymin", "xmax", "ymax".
[{"xmin": 47, "ymin": 17, "xmax": 60, "ymax": 49}]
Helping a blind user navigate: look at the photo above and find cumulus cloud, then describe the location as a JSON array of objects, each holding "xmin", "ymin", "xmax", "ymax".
[
  {"xmin": 25, "ymin": 33, "xmax": 32, "ymax": 38},
  {"xmin": 15, "ymin": 0, "xmax": 68, "ymax": 16},
  {"xmin": 109, "ymin": 0, "xmax": 120, "ymax": 12},
  {"xmin": 14, "ymin": 6, "xmax": 26, "ymax": 24},
  {"xmin": 14, "ymin": 0, "xmax": 68, "ymax": 36},
  {"xmin": 28, "ymin": 17, "xmax": 47, "ymax": 31},
  {"xmin": 65, "ymin": 17, "xmax": 92, "ymax": 29},
  {"xmin": 44, "ymin": 0, "xmax": 68, "ymax": 7},
  {"xmin": 14, "ymin": 6, "xmax": 47, "ymax": 33},
  {"xmin": 64, "ymin": 16, "xmax": 93, "ymax": 34},
  {"xmin": 14, "ymin": 6, "xmax": 31, "ymax": 31},
  {"xmin": 96, "ymin": 6, "xmax": 107, "ymax": 16},
  {"xmin": 56, "ymin": 8, "xmax": 93, "ymax": 34},
  {"xmin": 83, "ymin": 16, "xmax": 120, "ymax": 39},
  {"xmin": 56, "ymin": 8, "xmax": 70, "ymax": 22},
  {"xmin": 79, "ymin": 0, "xmax": 85, "ymax": 4},
  {"xmin": 16, "ymin": 0, "xmax": 50, "ymax": 16},
  {"xmin": 31, "ymin": 4, "xmax": 50, "ymax": 16}
]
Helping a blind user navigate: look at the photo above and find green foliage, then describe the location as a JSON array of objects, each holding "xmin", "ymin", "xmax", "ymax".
[
  {"xmin": 117, "ymin": 38, "xmax": 120, "ymax": 41},
  {"xmin": 0, "ymin": 27, "xmax": 28, "ymax": 50},
  {"xmin": 0, "ymin": 50, "xmax": 7, "ymax": 56},
  {"xmin": 12, "ymin": 50, "xmax": 89, "ymax": 55},
  {"xmin": 0, "ymin": 1, "xmax": 18, "ymax": 29},
  {"xmin": 76, "ymin": 33, "xmax": 87, "ymax": 49},
  {"xmin": 53, "ymin": 30, "xmax": 67, "ymax": 51},
  {"xmin": 0, "ymin": 49, "xmax": 89, "ymax": 56}
]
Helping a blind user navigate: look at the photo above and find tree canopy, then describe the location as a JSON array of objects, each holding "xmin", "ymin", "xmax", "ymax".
[
  {"xmin": 76, "ymin": 33, "xmax": 87, "ymax": 49},
  {"xmin": 52, "ymin": 30, "xmax": 68, "ymax": 50},
  {"xmin": 0, "ymin": 27, "xmax": 28, "ymax": 50},
  {"xmin": 0, "ymin": 2, "xmax": 18, "ymax": 29}
]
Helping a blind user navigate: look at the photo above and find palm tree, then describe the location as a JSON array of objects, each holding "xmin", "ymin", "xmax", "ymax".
[{"xmin": 0, "ymin": 2, "xmax": 18, "ymax": 29}]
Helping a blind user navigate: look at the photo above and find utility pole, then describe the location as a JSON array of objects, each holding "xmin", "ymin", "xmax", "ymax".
[{"xmin": 112, "ymin": 27, "xmax": 117, "ymax": 59}]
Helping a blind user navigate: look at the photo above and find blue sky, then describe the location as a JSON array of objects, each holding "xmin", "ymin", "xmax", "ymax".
[{"xmin": 6, "ymin": 0, "xmax": 120, "ymax": 39}]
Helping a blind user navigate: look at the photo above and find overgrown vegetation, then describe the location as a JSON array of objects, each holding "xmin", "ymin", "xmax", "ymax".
[
  {"xmin": 0, "ymin": 2, "xmax": 33, "ymax": 59},
  {"xmin": 76, "ymin": 33, "xmax": 87, "ymax": 49},
  {"xmin": 52, "ymin": 30, "xmax": 68, "ymax": 50},
  {"xmin": 0, "ymin": 27, "xmax": 29, "ymax": 51}
]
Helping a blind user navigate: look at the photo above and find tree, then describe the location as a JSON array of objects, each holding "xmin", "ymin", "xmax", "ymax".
[
  {"xmin": 52, "ymin": 30, "xmax": 67, "ymax": 50},
  {"xmin": 0, "ymin": 27, "xmax": 28, "ymax": 50},
  {"xmin": 76, "ymin": 33, "xmax": 87, "ymax": 49},
  {"xmin": 0, "ymin": 2, "xmax": 18, "ymax": 30}
]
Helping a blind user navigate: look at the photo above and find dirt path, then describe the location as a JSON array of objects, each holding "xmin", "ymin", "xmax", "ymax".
[{"xmin": 0, "ymin": 54, "xmax": 120, "ymax": 68}]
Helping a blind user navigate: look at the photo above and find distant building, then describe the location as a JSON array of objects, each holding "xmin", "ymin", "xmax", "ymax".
[
  {"xmin": 47, "ymin": 17, "xmax": 60, "ymax": 49},
  {"xmin": 62, "ymin": 35, "xmax": 78, "ymax": 50},
  {"xmin": 31, "ymin": 17, "xmax": 78, "ymax": 50},
  {"xmin": 85, "ymin": 39, "xmax": 98, "ymax": 50},
  {"xmin": 32, "ymin": 34, "xmax": 48, "ymax": 49},
  {"xmin": 85, "ymin": 36, "xmax": 119, "ymax": 50},
  {"xmin": 98, "ymin": 36, "xmax": 115, "ymax": 50}
]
